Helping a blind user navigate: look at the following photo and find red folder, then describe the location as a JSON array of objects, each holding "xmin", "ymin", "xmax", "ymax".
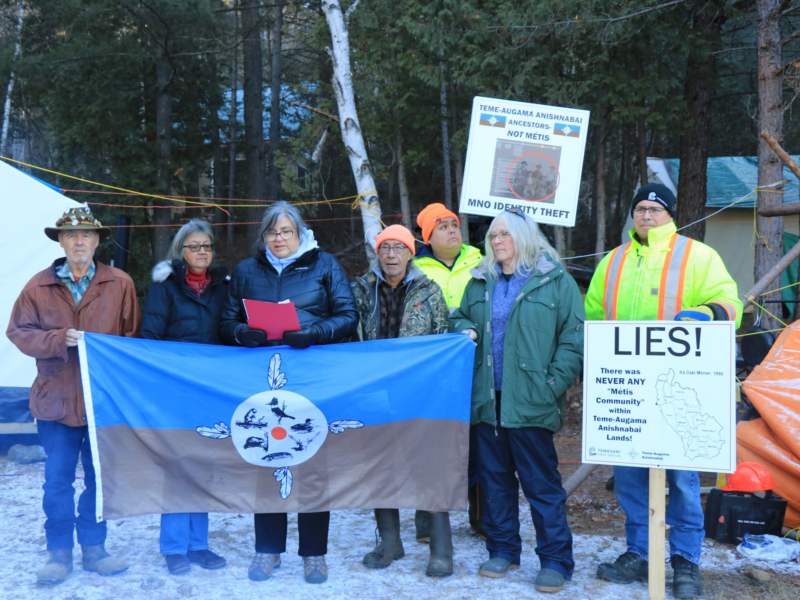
[{"xmin": 243, "ymin": 299, "xmax": 301, "ymax": 340}]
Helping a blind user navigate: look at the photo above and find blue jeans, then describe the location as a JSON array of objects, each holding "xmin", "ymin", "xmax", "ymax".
[
  {"xmin": 160, "ymin": 513, "xmax": 209, "ymax": 555},
  {"xmin": 38, "ymin": 420, "xmax": 106, "ymax": 550},
  {"xmin": 476, "ymin": 422, "xmax": 574, "ymax": 579},
  {"xmin": 614, "ymin": 466, "xmax": 705, "ymax": 564}
]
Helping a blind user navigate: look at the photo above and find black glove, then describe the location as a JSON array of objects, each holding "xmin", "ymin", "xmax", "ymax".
[
  {"xmin": 236, "ymin": 325, "xmax": 268, "ymax": 348},
  {"xmin": 283, "ymin": 328, "xmax": 318, "ymax": 349}
]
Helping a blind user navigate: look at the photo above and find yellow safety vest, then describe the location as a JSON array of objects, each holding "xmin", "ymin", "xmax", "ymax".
[
  {"xmin": 414, "ymin": 244, "xmax": 483, "ymax": 309},
  {"xmin": 585, "ymin": 221, "xmax": 742, "ymax": 326}
]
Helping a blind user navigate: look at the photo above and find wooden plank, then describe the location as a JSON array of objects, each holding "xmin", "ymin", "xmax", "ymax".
[
  {"xmin": 0, "ymin": 422, "xmax": 38, "ymax": 434},
  {"xmin": 648, "ymin": 468, "xmax": 666, "ymax": 600}
]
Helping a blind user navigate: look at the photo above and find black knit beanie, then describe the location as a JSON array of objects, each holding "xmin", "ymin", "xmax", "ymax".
[{"xmin": 630, "ymin": 183, "xmax": 676, "ymax": 218}]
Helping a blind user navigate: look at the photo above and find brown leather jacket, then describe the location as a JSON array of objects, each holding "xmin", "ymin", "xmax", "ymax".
[{"xmin": 6, "ymin": 259, "xmax": 141, "ymax": 427}]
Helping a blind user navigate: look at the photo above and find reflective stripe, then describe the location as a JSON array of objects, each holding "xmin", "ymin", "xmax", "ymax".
[
  {"xmin": 658, "ymin": 235, "xmax": 693, "ymax": 320},
  {"xmin": 603, "ymin": 243, "xmax": 632, "ymax": 319},
  {"xmin": 709, "ymin": 300, "xmax": 736, "ymax": 321}
]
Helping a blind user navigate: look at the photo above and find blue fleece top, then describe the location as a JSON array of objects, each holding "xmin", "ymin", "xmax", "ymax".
[{"xmin": 491, "ymin": 267, "xmax": 527, "ymax": 390}]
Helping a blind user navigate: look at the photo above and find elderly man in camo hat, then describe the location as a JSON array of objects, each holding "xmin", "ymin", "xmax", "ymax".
[{"xmin": 6, "ymin": 204, "xmax": 141, "ymax": 585}]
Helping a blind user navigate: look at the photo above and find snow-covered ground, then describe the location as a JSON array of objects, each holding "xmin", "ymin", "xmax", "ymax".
[{"xmin": 1, "ymin": 456, "xmax": 798, "ymax": 600}]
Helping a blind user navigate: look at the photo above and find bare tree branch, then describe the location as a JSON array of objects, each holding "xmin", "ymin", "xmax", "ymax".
[
  {"xmin": 290, "ymin": 101, "xmax": 340, "ymax": 123},
  {"xmin": 783, "ymin": 29, "xmax": 800, "ymax": 46},
  {"xmin": 344, "ymin": 0, "xmax": 362, "ymax": 28}
]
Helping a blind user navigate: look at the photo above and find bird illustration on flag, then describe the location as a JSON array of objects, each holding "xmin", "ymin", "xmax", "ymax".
[{"xmin": 196, "ymin": 353, "xmax": 363, "ymax": 499}]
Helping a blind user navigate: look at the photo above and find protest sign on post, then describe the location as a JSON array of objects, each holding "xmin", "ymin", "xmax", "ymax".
[
  {"xmin": 583, "ymin": 321, "xmax": 736, "ymax": 600},
  {"xmin": 582, "ymin": 321, "xmax": 737, "ymax": 473},
  {"xmin": 458, "ymin": 96, "xmax": 590, "ymax": 227}
]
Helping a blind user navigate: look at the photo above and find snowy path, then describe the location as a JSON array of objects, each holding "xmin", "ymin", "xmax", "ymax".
[{"xmin": 1, "ymin": 457, "xmax": 798, "ymax": 599}]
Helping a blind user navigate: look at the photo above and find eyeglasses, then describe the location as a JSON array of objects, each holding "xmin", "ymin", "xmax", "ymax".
[
  {"xmin": 634, "ymin": 206, "xmax": 665, "ymax": 217},
  {"xmin": 488, "ymin": 231, "xmax": 511, "ymax": 243},
  {"xmin": 183, "ymin": 243, "xmax": 214, "ymax": 253},
  {"xmin": 378, "ymin": 244, "xmax": 409, "ymax": 255},
  {"xmin": 265, "ymin": 230, "xmax": 295, "ymax": 241}
]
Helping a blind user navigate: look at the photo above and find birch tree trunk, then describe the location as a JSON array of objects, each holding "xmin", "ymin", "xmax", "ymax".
[
  {"xmin": 267, "ymin": 1, "xmax": 283, "ymax": 200},
  {"xmin": 396, "ymin": 130, "xmax": 412, "ymax": 230},
  {"xmin": 754, "ymin": 0, "xmax": 785, "ymax": 332},
  {"xmin": 1, "ymin": 2, "xmax": 24, "ymax": 156},
  {"xmin": 321, "ymin": 0, "xmax": 382, "ymax": 254}
]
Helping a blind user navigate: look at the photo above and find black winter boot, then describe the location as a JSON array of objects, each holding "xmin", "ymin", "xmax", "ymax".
[
  {"xmin": 363, "ymin": 509, "xmax": 405, "ymax": 569},
  {"xmin": 426, "ymin": 512, "xmax": 453, "ymax": 577},
  {"xmin": 671, "ymin": 555, "xmax": 703, "ymax": 598},
  {"xmin": 596, "ymin": 551, "xmax": 647, "ymax": 584},
  {"xmin": 468, "ymin": 484, "xmax": 488, "ymax": 540},
  {"xmin": 414, "ymin": 510, "xmax": 430, "ymax": 543},
  {"xmin": 36, "ymin": 548, "xmax": 73, "ymax": 585}
]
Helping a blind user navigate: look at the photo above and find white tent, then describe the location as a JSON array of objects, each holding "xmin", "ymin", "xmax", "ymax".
[{"xmin": 1, "ymin": 161, "xmax": 80, "ymax": 397}]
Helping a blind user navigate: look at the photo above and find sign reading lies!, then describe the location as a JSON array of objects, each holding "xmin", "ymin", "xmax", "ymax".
[{"xmin": 582, "ymin": 321, "xmax": 736, "ymax": 473}]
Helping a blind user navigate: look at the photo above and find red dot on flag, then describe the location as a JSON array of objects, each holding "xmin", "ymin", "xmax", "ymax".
[{"xmin": 272, "ymin": 427, "xmax": 287, "ymax": 440}]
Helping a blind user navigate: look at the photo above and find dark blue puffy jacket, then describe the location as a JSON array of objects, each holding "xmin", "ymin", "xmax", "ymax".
[
  {"xmin": 219, "ymin": 248, "xmax": 357, "ymax": 345},
  {"xmin": 141, "ymin": 260, "xmax": 229, "ymax": 344}
]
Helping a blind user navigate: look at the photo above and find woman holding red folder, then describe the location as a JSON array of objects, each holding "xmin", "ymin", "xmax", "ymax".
[{"xmin": 220, "ymin": 201, "xmax": 358, "ymax": 584}]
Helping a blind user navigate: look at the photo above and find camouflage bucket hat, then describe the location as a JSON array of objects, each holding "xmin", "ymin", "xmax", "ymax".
[{"xmin": 45, "ymin": 204, "xmax": 111, "ymax": 241}]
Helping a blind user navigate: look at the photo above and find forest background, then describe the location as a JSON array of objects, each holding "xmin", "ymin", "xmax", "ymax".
[{"xmin": 1, "ymin": 0, "xmax": 799, "ymax": 312}]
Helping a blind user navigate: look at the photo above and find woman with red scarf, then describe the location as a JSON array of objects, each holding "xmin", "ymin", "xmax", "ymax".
[{"xmin": 141, "ymin": 219, "xmax": 229, "ymax": 575}]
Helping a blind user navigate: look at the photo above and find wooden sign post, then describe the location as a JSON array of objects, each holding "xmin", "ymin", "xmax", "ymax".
[{"xmin": 648, "ymin": 467, "xmax": 666, "ymax": 600}]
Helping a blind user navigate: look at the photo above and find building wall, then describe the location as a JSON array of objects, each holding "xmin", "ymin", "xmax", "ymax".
[{"xmin": 704, "ymin": 208, "xmax": 798, "ymax": 296}]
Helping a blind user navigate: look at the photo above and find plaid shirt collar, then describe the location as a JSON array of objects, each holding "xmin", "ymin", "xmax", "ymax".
[{"xmin": 56, "ymin": 260, "xmax": 96, "ymax": 305}]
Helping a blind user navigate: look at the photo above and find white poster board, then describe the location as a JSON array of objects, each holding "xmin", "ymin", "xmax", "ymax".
[
  {"xmin": 458, "ymin": 96, "xmax": 590, "ymax": 227},
  {"xmin": 582, "ymin": 321, "xmax": 736, "ymax": 473}
]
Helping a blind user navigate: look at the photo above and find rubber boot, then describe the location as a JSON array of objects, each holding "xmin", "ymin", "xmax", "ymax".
[
  {"xmin": 414, "ymin": 510, "xmax": 430, "ymax": 543},
  {"xmin": 425, "ymin": 512, "xmax": 453, "ymax": 577},
  {"xmin": 81, "ymin": 544, "xmax": 129, "ymax": 576},
  {"xmin": 37, "ymin": 548, "xmax": 73, "ymax": 585},
  {"xmin": 468, "ymin": 483, "xmax": 488, "ymax": 540},
  {"xmin": 363, "ymin": 509, "xmax": 405, "ymax": 569}
]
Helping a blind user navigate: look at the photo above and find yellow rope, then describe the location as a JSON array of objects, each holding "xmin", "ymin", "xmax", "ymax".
[
  {"xmin": 784, "ymin": 526, "xmax": 800, "ymax": 541},
  {"xmin": 736, "ymin": 328, "xmax": 785, "ymax": 337},
  {"xmin": 1, "ymin": 155, "xmax": 224, "ymax": 209},
  {"xmin": 751, "ymin": 181, "xmax": 790, "ymax": 252},
  {"xmin": 759, "ymin": 279, "xmax": 800, "ymax": 296},
  {"xmin": 1, "ymin": 155, "xmax": 379, "ymax": 211}
]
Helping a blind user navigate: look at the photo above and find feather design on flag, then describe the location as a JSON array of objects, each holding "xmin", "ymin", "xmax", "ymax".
[
  {"xmin": 274, "ymin": 467, "xmax": 293, "ymax": 499},
  {"xmin": 196, "ymin": 422, "xmax": 231, "ymax": 439},
  {"xmin": 268, "ymin": 354, "xmax": 288, "ymax": 391},
  {"xmin": 328, "ymin": 420, "xmax": 364, "ymax": 434}
]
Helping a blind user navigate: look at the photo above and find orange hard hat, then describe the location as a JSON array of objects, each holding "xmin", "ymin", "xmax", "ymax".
[{"xmin": 720, "ymin": 462, "xmax": 777, "ymax": 493}]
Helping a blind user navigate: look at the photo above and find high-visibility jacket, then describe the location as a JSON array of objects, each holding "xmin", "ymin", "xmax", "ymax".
[
  {"xmin": 414, "ymin": 244, "xmax": 482, "ymax": 309},
  {"xmin": 585, "ymin": 221, "xmax": 742, "ymax": 327}
]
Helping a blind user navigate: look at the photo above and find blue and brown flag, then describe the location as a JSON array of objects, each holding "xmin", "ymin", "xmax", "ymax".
[
  {"xmin": 78, "ymin": 333, "xmax": 473, "ymax": 520},
  {"xmin": 480, "ymin": 114, "xmax": 506, "ymax": 128},
  {"xmin": 554, "ymin": 123, "xmax": 581, "ymax": 137}
]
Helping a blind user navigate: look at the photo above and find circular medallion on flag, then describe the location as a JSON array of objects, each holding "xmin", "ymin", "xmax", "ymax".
[{"xmin": 230, "ymin": 390, "xmax": 328, "ymax": 468}]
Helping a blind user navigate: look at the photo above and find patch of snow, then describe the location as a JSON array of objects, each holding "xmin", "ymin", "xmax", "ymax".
[{"xmin": 0, "ymin": 458, "xmax": 797, "ymax": 599}]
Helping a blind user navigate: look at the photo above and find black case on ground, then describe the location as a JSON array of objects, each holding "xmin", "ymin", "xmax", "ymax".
[{"xmin": 704, "ymin": 488, "xmax": 787, "ymax": 544}]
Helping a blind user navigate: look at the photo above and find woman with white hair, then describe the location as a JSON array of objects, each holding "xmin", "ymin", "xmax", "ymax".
[
  {"xmin": 450, "ymin": 208, "xmax": 585, "ymax": 594},
  {"xmin": 220, "ymin": 200, "xmax": 358, "ymax": 584},
  {"xmin": 141, "ymin": 219, "xmax": 229, "ymax": 575}
]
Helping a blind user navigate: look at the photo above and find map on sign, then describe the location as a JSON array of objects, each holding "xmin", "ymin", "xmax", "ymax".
[
  {"xmin": 655, "ymin": 369, "xmax": 724, "ymax": 461},
  {"xmin": 582, "ymin": 321, "xmax": 736, "ymax": 473}
]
